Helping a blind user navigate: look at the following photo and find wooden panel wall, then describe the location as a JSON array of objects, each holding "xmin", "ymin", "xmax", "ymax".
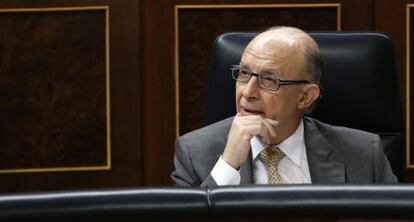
[
  {"xmin": 1, "ymin": 0, "xmax": 414, "ymax": 192},
  {"xmin": 0, "ymin": 0, "xmax": 142, "ymax": 192},
  {"xmin": 0, "ymin": 7, "xmax": 108, "ymax": 171}
]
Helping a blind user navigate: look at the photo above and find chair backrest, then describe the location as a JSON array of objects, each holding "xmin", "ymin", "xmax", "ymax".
[{"xmin": 204, "ymin": 32, "xmax": 404, "ymax": 179}]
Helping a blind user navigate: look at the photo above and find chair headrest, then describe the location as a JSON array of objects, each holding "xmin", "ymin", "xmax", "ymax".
[{"xmin": 204, "ymin": 32, "xmax": 403, "ymax": 133}]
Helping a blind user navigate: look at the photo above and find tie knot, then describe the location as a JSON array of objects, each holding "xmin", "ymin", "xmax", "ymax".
[{"xmin": 259, "ymin": 146, "xmax": 285, "ymax": 165}]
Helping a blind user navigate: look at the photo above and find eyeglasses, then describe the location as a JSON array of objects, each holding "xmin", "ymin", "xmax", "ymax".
[{"xmin": 231, "ymin": 65, "xmax": 310, "ymax": 92}]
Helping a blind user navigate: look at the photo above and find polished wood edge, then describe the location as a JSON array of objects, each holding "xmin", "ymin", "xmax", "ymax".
[
  {"xmin": 406, "ymin": 4, "xmax": 413, "ymax": 168},
  {"xmin": 0, "ymin": 5, "xmax": 109, "ymax": 12},
  {"xmin": 175, "ymin": 6, "xmax": 180, "ymax": 138},
  {"xmin": 0, "ymin": 165, "xmax": 111, "ymax": 174},
  {"xmin": 175, "ymin": 3, "xmax": 341, "ymax": 9},
  {"xmin": 105, "ymin": 6, "xmax": 112, "ymax": 170}
]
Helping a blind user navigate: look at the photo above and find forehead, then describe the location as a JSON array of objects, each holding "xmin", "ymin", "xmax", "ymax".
[{"xmin": 240, "ymin": 36, "xmax": 304, "ymax": 77}]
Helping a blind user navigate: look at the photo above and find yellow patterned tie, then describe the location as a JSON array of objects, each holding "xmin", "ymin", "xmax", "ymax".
[{"xmin": 259, "ymin": 147, "xmax": 285, "ymax": 184}]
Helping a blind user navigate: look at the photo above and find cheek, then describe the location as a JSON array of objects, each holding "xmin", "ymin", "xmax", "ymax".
[
  {"xmin": 262, "ymin": 93, "xmax": 296, "ymax": 118},
  {"xmin": 261, "ymin": 95, "xmax": 280, "ymax": 117},
  {"xmin": 235, "ymin": 86, "xmax": 243, "ymax": 110}
]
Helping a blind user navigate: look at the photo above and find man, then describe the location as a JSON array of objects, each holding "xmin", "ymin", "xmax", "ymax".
[{"xmin": 171, "ymin": 26, "xmax": 397, "ymax": 186}]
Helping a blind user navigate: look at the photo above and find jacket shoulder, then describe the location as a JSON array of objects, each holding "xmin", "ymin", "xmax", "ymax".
[
  {"xmin": 304, "ymin": 117, "xmax": 379, "ymax": 142},
  {"xmin": 177, "ymin": 116, "xmax": 234, "ymax": 151},
  {"xmin": 173, "ymin": 117, "xmax": 234, "ymax": 185}
]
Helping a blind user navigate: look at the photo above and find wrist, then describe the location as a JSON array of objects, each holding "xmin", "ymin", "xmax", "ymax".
[{"xmin": 222, "ymin": 152, "xmax": 241, "ymax": 170}]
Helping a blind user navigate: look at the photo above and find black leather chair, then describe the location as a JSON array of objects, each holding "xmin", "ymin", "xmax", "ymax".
[
  {"xmin": 0, "ymin": 187, "xmax": 209, "ymax": 221},
  {"xmin": 203, "ymin": 32, "xmax": 404, "ymax": 179},
  {"xmin": 2, "ymin": 186, "xmax": 414, "ymax": 221}
]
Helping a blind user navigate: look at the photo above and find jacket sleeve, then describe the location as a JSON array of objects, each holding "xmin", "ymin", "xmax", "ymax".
[
  {"xmin": 372, "ymin": 135, "xmax": 398, "ymax": 183},
  {"xmin": 171, "ymin": 137, "xmax": 218, "ymax": 187}
]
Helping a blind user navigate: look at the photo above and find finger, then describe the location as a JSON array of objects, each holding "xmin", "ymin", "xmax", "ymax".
[
  {"xmin": 260, "ymin": 136, "xmax": 271, "ymax": 145},
  {"xmin": 235, "ymin": 115, "xmax": 263, "ymax": 126},
  {"xmin": 243, "ymin": 124, "xmax": 262, "ymax": 135},
  {"xmin": 264, "ymin": 118, "xmax": 279, "ymax": 126},
  {"xmin": 238, "ymin": 116, "xmax": 274, "ymax": 135},
  {"xmin": 258, "ymin": 124, "xmax": 271, "ymax": 145},
  {"xmin": 262, "ymin": 119, "xmax": 277, "ymax": 137}
]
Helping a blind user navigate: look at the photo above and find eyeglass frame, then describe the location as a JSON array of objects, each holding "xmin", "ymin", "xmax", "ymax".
[{"xmin": 231, "ymin": 64, "xmax": 311, "ymax": 92}]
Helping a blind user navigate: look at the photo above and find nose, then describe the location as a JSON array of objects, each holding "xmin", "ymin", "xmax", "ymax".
[{"xmin": 242, "ymin": 76, "xmax": 260, "ymax": 100}]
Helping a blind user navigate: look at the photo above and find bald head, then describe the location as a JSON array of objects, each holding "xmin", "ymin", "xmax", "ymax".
[{"xmin": 242, "ymin": 27, "xmax": 322, "ymax": 84}]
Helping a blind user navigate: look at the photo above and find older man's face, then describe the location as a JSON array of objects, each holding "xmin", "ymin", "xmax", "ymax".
[{"xmin": 235, "ymin": 33, "xmax": 307, "ymax": 135}]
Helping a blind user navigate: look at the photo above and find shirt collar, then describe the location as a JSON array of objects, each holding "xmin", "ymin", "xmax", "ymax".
[{"xmin": 251, "ymin": 119, "xmax": 305, "ymax": 167}]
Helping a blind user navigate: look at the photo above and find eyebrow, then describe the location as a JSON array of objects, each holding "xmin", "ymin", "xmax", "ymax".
[{"xmin": 239, "ymin": 63, "xmax": 281, "ymax": 76}]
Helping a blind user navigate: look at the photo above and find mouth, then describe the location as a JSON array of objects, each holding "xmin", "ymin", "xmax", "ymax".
[{"xmin": 240, "ymin": 106, "xmax": 264, "ymax": 115}]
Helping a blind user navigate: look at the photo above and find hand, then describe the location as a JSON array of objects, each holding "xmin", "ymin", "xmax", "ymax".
[{"xmin": 222, "ymin": 114, "xmax": 279, "ymax": 169}]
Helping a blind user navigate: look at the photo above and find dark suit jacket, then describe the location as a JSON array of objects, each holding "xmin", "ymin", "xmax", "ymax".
[{"xmin": 171, "ymin": 117, "xmax": 397, "ymax": 186}]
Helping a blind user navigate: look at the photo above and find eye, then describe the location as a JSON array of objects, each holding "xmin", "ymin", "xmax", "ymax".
[
  {"xmin": 261, "ymin": 76, "xmax": 277, "ymax": 83},
  {"xmin": 259, "ymin": 75, "xmax": 279, "ymax": 89},
  {"xmin": 236, "ymin": 69, "xmax": 251, "ymax": 82},
  {"xmin": 239, "ymin": 69, "xmax": 250, "ymax": 77}
]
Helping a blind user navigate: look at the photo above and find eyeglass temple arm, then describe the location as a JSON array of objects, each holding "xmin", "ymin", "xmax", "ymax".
[{"xmin": 279, "ymin": 80, "xmax": 310, "ymax": 85}]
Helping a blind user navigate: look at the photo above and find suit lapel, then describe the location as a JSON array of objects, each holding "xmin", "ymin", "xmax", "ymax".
[
  {"xmin": 304, "ymin": 118, "xmax": 345, "ymax": 183},
  {"xmin": 240, "ymin": 150, "xmax": 254, "ymax": 184}
]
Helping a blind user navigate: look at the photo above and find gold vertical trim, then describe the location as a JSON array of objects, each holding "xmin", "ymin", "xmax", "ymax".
[
  {"xmin": 337, "ymin": 4, "xmax": 342, "ymax": 31},
  {"xmin": 175, "ymin": 6, "xmax": 180, "ymax": 138},
  {"xmin": 407, "ymin": 4, "xmax": 413, "ymax": 168},
  {"xmin": 0, "ymin": 6, "xmax": 111, "ymax": 173},
  {"xmin": 174, "ymin": 3, "xmax": 341, "ymax": 137},
  {"xmin": 105, "ymin": 6, "xmax": 112, "ymax": 169}
]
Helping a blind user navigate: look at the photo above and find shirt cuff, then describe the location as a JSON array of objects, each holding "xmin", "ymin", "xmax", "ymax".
[{"xmin": 211, "ymin": 156, "xmax": 241, "ymax": 185}]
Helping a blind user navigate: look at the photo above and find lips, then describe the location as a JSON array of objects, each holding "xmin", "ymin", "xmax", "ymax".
[{"xmin": 240, "ymin": 106, "xmax": 264, "ymax": 115}]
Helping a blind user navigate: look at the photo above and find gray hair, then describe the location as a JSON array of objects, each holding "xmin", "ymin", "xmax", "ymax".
[{"xmin": 303, "ymin": 43, "xmax": 323, "ymax": 114}]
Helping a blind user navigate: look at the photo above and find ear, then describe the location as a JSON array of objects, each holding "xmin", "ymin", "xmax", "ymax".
[{"xmin": 297, "ymin": 84, "xmax": 320, "ymax": 110}]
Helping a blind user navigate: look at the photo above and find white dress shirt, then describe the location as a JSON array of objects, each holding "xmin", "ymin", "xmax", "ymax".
[{"xmin": 211, "ymin": 120, "xmax": 311, "ymax": 185}]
